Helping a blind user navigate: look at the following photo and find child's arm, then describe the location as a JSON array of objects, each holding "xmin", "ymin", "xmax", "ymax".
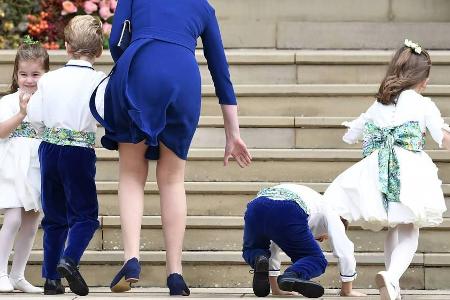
[
  {"xmin": 340, "ymin": 282, "xmax": 366, "ymax": 297},
  {"xmin": 268, "ymin": 242, "xmax": 297, "ymax": 296},
  {"xmin": 342, "ymin": 101, "xmax": 377, "ymax": 144},
  {"xmin": 221, "ymin": 104, "xmax": 251, "ymax": 168},
  {"xmin": 424, "ymin": 98, "xmax": 450, "ymax": 150},
  {"xmin": 324, "ymin": 211, "xmax": 366, "ymax": 297},
  {"xmin": 0, "ymin": 93, "xmax": 30, "ymax": 139},
  {"xmin": 27, "ymin": 81, "xmax": 45, "ymax": 135},
  {"xmin": 442, "ymin": 130, "xmax": 450, "ymax": 150}
]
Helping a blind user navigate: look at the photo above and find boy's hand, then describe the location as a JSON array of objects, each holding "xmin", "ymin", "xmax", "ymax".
[
  {"xmin": 19, "ymin": 92, "xmax": 32, "ymax": 116},
  {"xmin": 339, "ymin": 290, "xmax": 367, "ymax": 297},
  {"xmin": 269, "ymin": 276, "xmax": 298, "ymax": 296},
  {"xmin": 340, "ymin": 282, "xmax": 366, "ymax": 297}
]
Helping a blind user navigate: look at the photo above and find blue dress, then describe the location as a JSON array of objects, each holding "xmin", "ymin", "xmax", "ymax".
[{"xmin": 100, "ymin": 0, "xmax": 237, "ymax": 160}]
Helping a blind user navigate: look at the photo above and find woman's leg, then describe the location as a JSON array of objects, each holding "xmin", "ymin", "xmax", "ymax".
[
  {"xmin": 118, "ymin": 142, "xmax": 149, "ymax": 261},
  {"xmin": 0, "ymin": 208, "xmax": 22, "ymax": 276},
  {"xmin": 384, "ymin": 226, "xmax": 398, "ymax": 271},
  {"xmin": 386, "ymin": 224, "xmax": 419, "ymax": 288},
  {"xmin": 9, "ymin": 210, "xmax": 40, "ymax": 280},
  {"xmin": 156, "ymin": 142, "xmax": 187, "ymax": 275}
]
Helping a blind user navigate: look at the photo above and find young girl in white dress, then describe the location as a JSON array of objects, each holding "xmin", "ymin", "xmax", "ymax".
[
  {"xmin": 0, "ymin": 39, "xmax": 49, "ymax": 293},
  {"xmin": 324, "ymin": 40, "xmax": 449, "ymax": 300}
]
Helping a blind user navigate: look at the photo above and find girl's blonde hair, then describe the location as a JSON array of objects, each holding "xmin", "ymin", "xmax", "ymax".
[
  {"xmin": 10, "ymin": 42, "xmax": 50, "ymax": 93},
  {"xmin": 376, "ymin": 45, "xmax": 431, "ymax": 105}
]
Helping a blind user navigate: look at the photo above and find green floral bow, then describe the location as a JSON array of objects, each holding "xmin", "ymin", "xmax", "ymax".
[
  {"xmin": 22, "ymin": 35, "xmax": 39, "ymax": 45},
  {"xmin": 363, "ymin": 121, "xmax": 425, "ymax": 210}
]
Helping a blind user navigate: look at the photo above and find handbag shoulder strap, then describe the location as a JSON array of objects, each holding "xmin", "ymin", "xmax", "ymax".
[{"xmin": 89, "ymin": 67, "xmax": 115, "ymax": 132}]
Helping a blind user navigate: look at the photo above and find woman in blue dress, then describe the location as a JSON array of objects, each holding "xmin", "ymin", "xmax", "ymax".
[{"xmin": 99, "ymin": 0, "xmax": 252, "ymax": 295}]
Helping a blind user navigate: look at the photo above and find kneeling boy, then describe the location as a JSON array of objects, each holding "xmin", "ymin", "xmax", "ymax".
[{"xmin": 242, "ymin": 184, "xmax": 365, "ymax": 298}]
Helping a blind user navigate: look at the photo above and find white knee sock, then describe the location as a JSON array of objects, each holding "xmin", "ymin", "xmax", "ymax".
[
  {"xmin": 0, "ymin": 208, "xmax": 22, "ymax": 275},
  {"xmin": 386, "ymin": 224, "xmax": 419, "ymax": 288},
  {"xmin": 9, "ymin": 211, "xmax": 40, "ymax": 280},
  {"xmin": 384, "ymin": 226, "xmax": 398, "ymax": 270}
]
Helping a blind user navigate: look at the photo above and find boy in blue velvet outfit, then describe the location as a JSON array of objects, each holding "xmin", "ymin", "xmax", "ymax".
[
  {"xmin": 243, "ymin": 184, "xmax": 365, "ymax": 298},
  {"xmin": 27, "ymin": 15, "xmax": 106, "ymax": 296}
]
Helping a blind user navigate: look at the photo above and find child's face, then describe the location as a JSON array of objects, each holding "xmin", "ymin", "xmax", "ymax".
[{"xmin": 17, "ymin": 60, "xmax": 45, "ymax": 94}]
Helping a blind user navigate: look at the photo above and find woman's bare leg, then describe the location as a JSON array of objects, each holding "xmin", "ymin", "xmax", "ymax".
[
  {"xmin": 118, "ymin": 142, "xmax": 149, "ymax": 261},
  {"xmin": 156, "ymin": 143, "xmax": 187, "ymax": 275}
]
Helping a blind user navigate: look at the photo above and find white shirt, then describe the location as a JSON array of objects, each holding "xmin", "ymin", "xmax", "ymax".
[
  {"xmin": 264, "ymin": 184, "xmax": 357, "ymax": 282},
  {"xmin": 342, "ymin": 89, "xmax": 449, "ymax": 147},
  {"xmin": 28, "ymin": 60, "xmax": 106, "ymax": 134}
]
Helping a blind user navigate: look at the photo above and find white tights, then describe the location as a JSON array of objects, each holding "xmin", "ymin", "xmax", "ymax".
[
  {"xmin": 0, "ymin": 208, "xmax": 40, "ymax": 279},
  {"xmin": 384, "ymin": 223, "xmax": 419, "ymax": 289}
]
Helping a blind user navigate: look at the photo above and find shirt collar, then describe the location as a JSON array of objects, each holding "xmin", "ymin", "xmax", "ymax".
[{"xmin": 66, "ymin": 59, "xmax": 94, "ymax": 68}]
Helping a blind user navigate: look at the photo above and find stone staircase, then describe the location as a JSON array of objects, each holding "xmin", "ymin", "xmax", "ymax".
[{"xmin": 1, "ymin": 0, "xmax": 450, "ymax": 291}]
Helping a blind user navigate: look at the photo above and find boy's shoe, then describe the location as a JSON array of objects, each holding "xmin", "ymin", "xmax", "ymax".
[
  {"xmin": 0, "ymin": 274, "xmax": 13, "ymax": 292},
  {"xmin": 277, "ymin": 271, "xmax": 324, "ymax": 298},
  {"xmin": 252, "ymin": 255, "xmax": 270, "ymax": 297},
  {"xmin": 110, "ymin": 257, "xmax": 141, "ymax": 293},
  {"xmin": 43, "ymin": 279, "xmax": 65, "ymax": 295},
  {"xmin": 375, "ymin": 271, "xmax": 397, "ymax": 300},
  {"xmin": 57, "ymin": 257, "xmax": 89, "ymax": 296},
  {"xmin": 10, "ymin": 277, "xmax": 43, "ymax": 293}
]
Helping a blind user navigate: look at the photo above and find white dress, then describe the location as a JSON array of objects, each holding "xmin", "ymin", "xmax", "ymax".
[
  {"xmin": 0, "ymin": 92, "xmax": 41, "ymax": 212},
  {"xmin": 324, "ymin": 90, "xmax": 447, "ymax": 231}
]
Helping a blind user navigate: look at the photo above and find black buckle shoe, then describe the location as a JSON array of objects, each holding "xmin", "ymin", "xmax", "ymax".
[
  {"xmin": 277, "ymin": 272, "xmax": 324, "ymax": 298},
  {"xmin": 44, "ymin": 279, "xmax": 65, "ymax": 295},
  {"xmin": 252, "ymin": 255, "xmax": 270, "ymax": 297},
  {"xmin": 56, "ymin": 257, "xmax": 89, "ymax": 296}
]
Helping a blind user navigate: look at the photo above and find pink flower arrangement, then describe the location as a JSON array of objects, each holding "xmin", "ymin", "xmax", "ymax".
[
  {"xmin": 84, "ymin": 1, "xmax": 98, "ymax": 14},
  {"xmin": 27, "ymin": 0, "xmax": 117, "ymax": 50},
  {"xmin": 102, "ymin": 22, "xmax": 112, "ymax": 36},
  {"xmin": 62, "ymin": 1, "xmax": 78, "ymax": 16}
]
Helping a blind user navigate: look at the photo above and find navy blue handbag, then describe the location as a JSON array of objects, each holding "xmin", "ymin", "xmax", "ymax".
[{"xmin": 117, "ymin": 19, "xmax": 131, "ymax": 51}]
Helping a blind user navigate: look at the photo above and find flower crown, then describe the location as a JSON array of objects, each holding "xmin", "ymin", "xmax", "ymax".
[
  {"xmin": 404, "ymin": 39, "xmax": 422, "ymax": 54},
  {"xmin": 22, "ymin": 35, "xmax": 39, "ymax": 46}
]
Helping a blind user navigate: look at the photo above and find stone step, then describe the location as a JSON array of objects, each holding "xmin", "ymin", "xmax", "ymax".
[
  {"xmin": 2, "ymin": 84, "xmax": 450, "ymax": 117},
  {"xmin": 96, "ymin": 116, "xmax": 297, "ymax": 149},
  {"xmin": 94, "ymin": 181, "xmax": 450, "ymax": 218},
  {"xmin": 13, "ymin": 251, "xmax": 450, "ymax": 289},
  {"xmin": 2, "ymin": 50, "xmax": 450, "ymax": 85},
  {"xmin": 94, "ymin": 148, "xmax": 450, "ymax": 183},
  {"xmin": 101, "ymin": 116, "xmax": 448, "ymax": 150},
  {"xmin": 100, "ymin": 217, "xmax": 450, "ymax": 253},
  {"xmin": 294, "ymin": 117, "xmax": 450, "ymax": 150},
  {"xmin": 6, "ymin": 216, "xmax": 449, "ymax": 253},
  {"xmin": 278, "ymin": 22, "xmax": 450, "ymax": 49}
]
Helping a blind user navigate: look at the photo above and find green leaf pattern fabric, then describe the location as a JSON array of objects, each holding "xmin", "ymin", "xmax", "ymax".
[
  {"xmin": 363, "ymin": 120, "xmax": 425, "ymax": 211},
  {"xmin": 42, "ymin": 127, "xmax": 95, "ymax": 148}
]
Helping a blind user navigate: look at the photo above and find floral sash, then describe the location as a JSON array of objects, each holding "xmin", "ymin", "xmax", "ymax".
[
  {"xmin": 363, "ymin": 121, "xmax": 425, "ymax": 210},
  {"xmin": 10, "ymin": 122, "xmax": 39, "ymax": 139},
  {"xmin": 42, "ymin": 127, "xmax": 95, "ymax": 148}
]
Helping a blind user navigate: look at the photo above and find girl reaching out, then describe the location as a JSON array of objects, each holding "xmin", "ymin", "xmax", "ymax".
[{"xmin": 324, "ymin": 40, "xmax": 448, "ymax": 300}]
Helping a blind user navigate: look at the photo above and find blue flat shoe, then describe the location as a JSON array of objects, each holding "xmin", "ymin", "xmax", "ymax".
[
  {"xmin": 110, "ymin": 257, "xmax": 141, "ymax": 293},
  {"xmin": 167, "ymin": 273, "xmax": 190, "ymax": 296}
]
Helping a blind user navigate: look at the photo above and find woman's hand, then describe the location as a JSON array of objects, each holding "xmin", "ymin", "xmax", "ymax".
[
  {"xmin": 224, "ymin": 135, "xmax": 252, "ymax": 168},
  {"xmin": 221, "ymin": 104, "xmax": 252, "ymax": 168}
]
